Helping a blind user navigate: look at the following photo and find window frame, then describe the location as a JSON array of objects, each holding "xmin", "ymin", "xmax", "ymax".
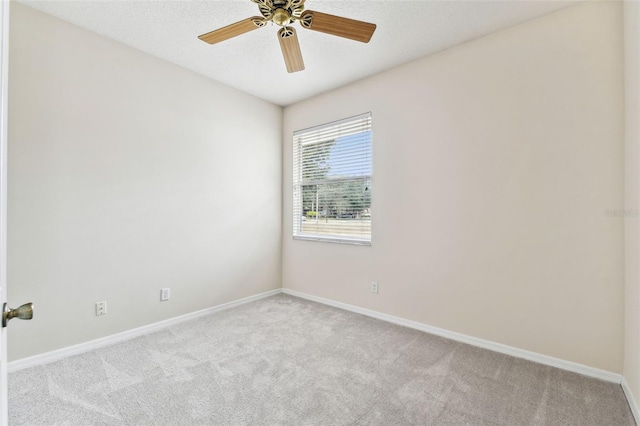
[{"xmin": 292, "ymin": 112, "xmax": 372, "ymax": 246}]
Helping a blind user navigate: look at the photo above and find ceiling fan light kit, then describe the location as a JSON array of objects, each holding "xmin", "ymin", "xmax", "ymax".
[{"xmin": 198, "ymin": 0, "xmax": 377, "ymax": 73}]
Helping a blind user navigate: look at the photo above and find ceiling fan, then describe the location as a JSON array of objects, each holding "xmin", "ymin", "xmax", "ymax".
[{"xmin": 198, "ymin": 0, "xmax": 377, "ymax": 73}]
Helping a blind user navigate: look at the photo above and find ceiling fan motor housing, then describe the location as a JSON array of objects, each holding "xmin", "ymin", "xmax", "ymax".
[
  {"xmin": 272, "ymin": 8, "xmax": 291, "ymax": 26},
  {"xmin": 257, "ymin": 0, "xmax": 306, "ymax": 24}
]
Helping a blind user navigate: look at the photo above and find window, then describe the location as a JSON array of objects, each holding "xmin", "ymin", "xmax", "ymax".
[{"xmin": 293, "ymin": 113, "xmax": 372, "ymax": 245}]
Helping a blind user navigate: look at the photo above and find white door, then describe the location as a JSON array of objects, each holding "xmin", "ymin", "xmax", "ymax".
[
  {"xmin": 0, "ymin": 0, "xmax": 9, "ymax": 422},
  {"xmin": 0, "ymin": 4, "xmax": 36, "ymax": 420},
  {"xmin": 0, "ymin": 0, "xmax": 10, "ymax": 423}
]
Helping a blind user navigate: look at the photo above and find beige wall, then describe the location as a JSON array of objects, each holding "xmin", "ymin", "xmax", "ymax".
[
  {"xmin": 282, "ymin": 2, "xmax": 625, "ymax": 372},
  {"xmin": 7, "ymin": 3, "xmax": 282, "ymax": 361},
  {"xmin": 624, "ymin": 0, "xmax": 640, "ymax": 411}
]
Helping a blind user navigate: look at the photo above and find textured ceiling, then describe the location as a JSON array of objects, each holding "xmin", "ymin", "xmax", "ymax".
[{"xmin": 17, "ymin": 0, "xmax": 575, "ymax": 106}]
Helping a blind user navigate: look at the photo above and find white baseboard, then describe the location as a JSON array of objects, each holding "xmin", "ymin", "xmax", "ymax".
[
  {"xmin": 7, "ymin": 289, "xmax": 282, "ymax": 373},
  {"xmin": 622, "ymin": 376, "xmax": 640, "ymax": 425},
  {"xmin": 9, "ymin": 286, "xmax": 624, "ymax": 387},
  {"xmin": 282, "ymin": 288, "xmax": 622, "ymax": 384}
]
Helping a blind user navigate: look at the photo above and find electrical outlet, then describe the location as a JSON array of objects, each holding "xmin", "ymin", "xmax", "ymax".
[
  {"xmin": 370, "ymin": 282, "xmax": 378, "ymax": 294},
  {"xmin": 161, "ymin": 288, "xmax": 170, "ymax": 301},
  {"xmin": 96, "ymin": 301, "xmax": 107, "ymax": 316}
]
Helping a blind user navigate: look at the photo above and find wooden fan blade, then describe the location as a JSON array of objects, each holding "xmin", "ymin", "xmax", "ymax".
[
  {"xmin": 300, "ymin": 11, "xmax": 376, "ymax": 43},
  {"xmin": 198, "ymin": 17, "xmax": 266, "ymax": 45},
  {"xmin": 278, "ymin": 27, "xmax": 305, "ymax": 73}
]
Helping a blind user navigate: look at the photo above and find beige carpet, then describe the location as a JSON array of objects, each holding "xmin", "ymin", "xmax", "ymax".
[{"xmin": 9, "ymin": 294, "xmax": 636, "ymax": 425}]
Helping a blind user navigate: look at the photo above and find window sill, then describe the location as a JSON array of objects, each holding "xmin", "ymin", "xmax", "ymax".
[{"xmin": 293, "ymin": 234, "xmax": 371, "ymax": 246}]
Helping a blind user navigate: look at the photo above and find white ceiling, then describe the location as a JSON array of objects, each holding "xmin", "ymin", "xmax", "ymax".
[{"xmin": 18, "ymin": 0, "xmax": 575, "ymax": 106}]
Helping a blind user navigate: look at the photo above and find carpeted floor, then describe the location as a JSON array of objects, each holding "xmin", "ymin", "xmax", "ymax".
[{"xmin": 9, "ymin": 294, "xmax": 636, "ymax": 425}]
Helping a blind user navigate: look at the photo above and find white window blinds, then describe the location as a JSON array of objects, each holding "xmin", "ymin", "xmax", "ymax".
[{"xmin": 293, "ymin": 112, "xmax": 372, "ymax": 245}]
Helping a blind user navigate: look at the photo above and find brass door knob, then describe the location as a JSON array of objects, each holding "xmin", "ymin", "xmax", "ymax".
[{"xmin": 2, "ymin": 302, "xmax": 34, "ymax": 327}]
